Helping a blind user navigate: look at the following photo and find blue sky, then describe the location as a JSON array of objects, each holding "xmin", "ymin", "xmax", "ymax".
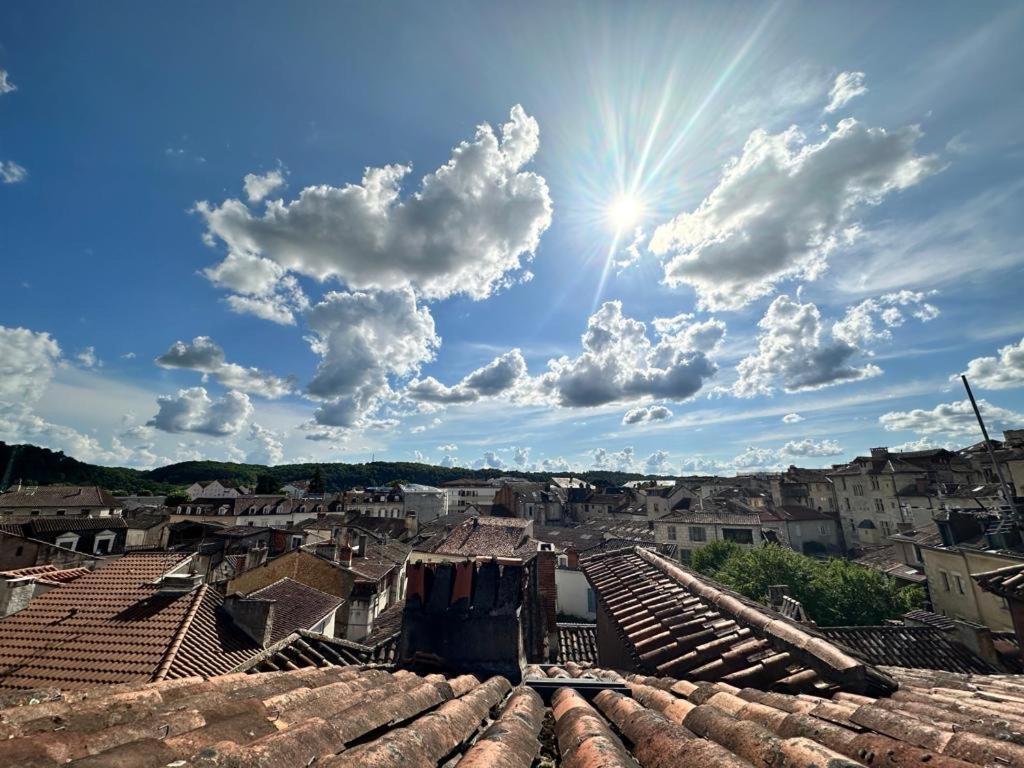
[{"xmin": 2, "ymin": 1, "xmax": 1024, "ymax": 474}]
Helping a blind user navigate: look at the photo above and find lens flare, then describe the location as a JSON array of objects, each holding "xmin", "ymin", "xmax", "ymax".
[{"xmin": 607, "ymin": 194, "xmax": 643, "ymax": 231}]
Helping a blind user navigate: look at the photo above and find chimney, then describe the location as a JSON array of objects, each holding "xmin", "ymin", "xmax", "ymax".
[
  {"xmin": 356, "ymin": 534, "xmax": 368, "ymax": 558},
  {"xmin": 244, "ymin": 543, "xmax": 268, "ymax": 571},
  {"xmin": 565, "ymin": 546, "xmax": 579, "ymax": 570},
  {"xmin": 870, "ymin": 447, "xmax": 888, "ymax": 459},
  {"xmin": 156, "ymin": 572, "xmax": 204, "ymax": 595},
  {"xmin": 952, "ymin": 620, "xmax": 1001, "ymax": 668},
  {"xmin": 223, "ymin": 596, "xmax": 276, "ymax": 647},
  {"xmin": 405, "ymin": 511, "xmax": 418, "ymax": 538},
  {"xmin": 338, "ymin": 544, "xmax": 354, "ymax": 568}
]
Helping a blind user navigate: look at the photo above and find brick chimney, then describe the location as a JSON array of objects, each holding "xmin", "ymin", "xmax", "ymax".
[
  {"xmin": 223, "ymin": 596, "xmax": 275, "ymax": 647},
  {"xmin": 565, "ymin": 546, "xmax": 579, "ymax": 570},
  {"xmin": 338, "ymin": 544, "xmax": 353, "ymax": 568}
]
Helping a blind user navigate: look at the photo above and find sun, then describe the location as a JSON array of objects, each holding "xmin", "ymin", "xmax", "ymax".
[{"xmin": 607, "ymin": 194, "xmax": 643, "ymax": 231}]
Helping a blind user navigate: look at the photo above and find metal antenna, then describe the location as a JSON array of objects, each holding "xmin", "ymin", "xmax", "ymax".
[{"xmin": 961, "ymin": 374, "xmax": 1019, "ymax": 516}]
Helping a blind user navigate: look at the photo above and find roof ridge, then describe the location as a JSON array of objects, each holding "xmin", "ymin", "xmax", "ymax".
[{"xmin": 152, "ymin": 583, "xmax": 208, "ymax": 682}]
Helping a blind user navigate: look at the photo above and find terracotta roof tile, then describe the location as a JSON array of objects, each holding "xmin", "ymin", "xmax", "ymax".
[{"xmin": 248, "ymin": 577, "xmax": 345, "ymax": 643}]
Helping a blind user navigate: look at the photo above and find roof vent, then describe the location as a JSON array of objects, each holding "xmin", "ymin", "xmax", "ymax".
[{"xmin": 156, "ymin": 572, "xmax": 203, "ymax": 594}]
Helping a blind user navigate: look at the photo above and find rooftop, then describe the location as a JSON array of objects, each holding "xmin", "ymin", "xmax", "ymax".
[
  {"xmin": 247, "ymin": 577, "xmax": 345, "ymax": 644},
  {"xmin": 4, "ymin": 663, "xmax": 1024, "ymax": 767},
  {"xmin": 418, "ymin": 515, "xmax": 535, "ymax": 560},
  {"xmin": 0, "ymin": 553, "xmax": 257, "ymax": 691},
  {"xmin": 0, "ymin": 485, "xmax": 118, "ymax": 509}
]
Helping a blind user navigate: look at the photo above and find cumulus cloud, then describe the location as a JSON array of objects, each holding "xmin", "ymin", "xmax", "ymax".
[
  {"xmin": 223, "ymin": 276, "xmax": 309, "ymax": 326},
  {"xmin": 473, "ymin": 451, "xmax": 506, "ymax": 470},
  {"xmin": 782, "ymin": 413, "xmax": 805, "ymax": 424},
  {"xmin": 644, "ymin": 450, "xmax": 673, "ymax": 475},
  {"xmin": 780, "ymin": 438, "xmax": 843, "ymax": 457},
  {"xmin": 891, "ymin": 437, "xmax": 956, "ymax": 452},
  {"xmin": 147, "ymin": 387, "xmax": 253, "ymax": 436},
  {"xmin": 439, "ymin": 454, "xmax": 460, "ymax": 468},
  {"xmin": 246, "ymin": 423, "xmax": 284, "ymax": 465},
  {"xmin": 0, "ymin": 161, "xmax": 27, "ymax": 184},
  {"xmin": 650, "ymin": 118, "xmax": 940, "ymax": 310},
  {"xmin": 74, "ymin": 347, "xmax": 100, "ymax": 368},
  {"xmin": 591, "ymin": 446, "xmax": 637, "ymax": 472},
  {"xmin": 406, "ymin": 349, "xmax": 528, "ymax": 405},
  {"xmin": 539, "ymin": 456, "xmax": 572, "ymax": 472},
  {"xmin": 197, "ymin": 105, "xmax": 551, "ymax": 303},
  {"xmin": 410, "ymin": 418, "xmax": 442, "ymax": 434},
  {"xmin": 304, "ymin": 288, "xmax": 438, "ymax": 428},
  {"xmin": 960, "ymin": 336, "xmax": 1024, "ymax": 390},
  {"xmin": 243, "ymin": 168, "xmax": 285, "ymax": 204},
  {"xmin": 732, "ymin": 446, "xmax": 782, "ymax": 472},
  {"xmin": 734, "ymin": 295, "xmax": 881, "ymax": 396},
  {"xmin": 0, "ymin": 326, "xmax": 61, "ymax": 402},
  {"xmin": 539, "ymin": 301, "xmax": 719, "ymax": 408},
  {"xmin": 832, "ymin": 290, "xmax": 939, "ymax": 347},
  {"xmin": 879, "ymin": 398, "xmax": 1024, "ymax": 437},
  {"xmin": 0, "ymin": 70, "xmax": 16, "ymax": 95},
  {"xmin": 512, "ymin": 446, "xmax": 531, "ymax": 467},
  {"xmin": 156, "ymin": 336, "xmax": 295, "ymax": 398},
  {"xmin": 825, "ymin": 71, "xmax": 868, "ymax": 113},
  {"xmin": 622, "ymin": 405, "xmax": 673, "ymax": 425}
]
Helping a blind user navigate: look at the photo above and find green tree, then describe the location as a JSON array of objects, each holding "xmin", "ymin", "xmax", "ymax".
[
  {"xmin": 255, "ymin": 473, "xmax": 280, "ymax": 494},
  {"xmin": 164, "ymin": 492, "xmax": 188, "ymax": 506},
  {"xmin": 692, "ymin": 542, "xmax": 923, "ymax": 626},
  {"xmin": 309, "ymin": 466, "xmax": 326, "ymax": 495},
  {"xmin": 691, "ymin": 540, "xmax": 744, "ymax": 577}
]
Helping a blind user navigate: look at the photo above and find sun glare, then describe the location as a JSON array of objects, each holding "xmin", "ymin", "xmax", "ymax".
[{"xmin": 607, "ymin": 194, "xmax": 643, "ymax": 231}]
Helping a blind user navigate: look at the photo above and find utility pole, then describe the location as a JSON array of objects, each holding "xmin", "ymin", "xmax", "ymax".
[{"xmin": 961, "ymin": 374, "xmax": 1019, "ymax": 517}]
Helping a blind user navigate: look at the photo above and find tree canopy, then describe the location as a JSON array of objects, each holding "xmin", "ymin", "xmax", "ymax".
[{"xmin": 691, "ymin": 542, "xmax": 923, "ymax": 626}]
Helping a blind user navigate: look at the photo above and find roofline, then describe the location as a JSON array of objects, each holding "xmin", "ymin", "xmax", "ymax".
[{"xmin": 153, "ymin": 583, "xmax": 208, "ymax": 682}]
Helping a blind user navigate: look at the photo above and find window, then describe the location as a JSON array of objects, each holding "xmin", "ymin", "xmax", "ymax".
[
  {"xmin": 870, "ymin": 476, "xmax": 880, "ymax": 491},
  {"xmin": 841, "ymin": 478, "xmax": 847, "ymax": 490},
  {"xmin": 939, "ymin": 570, "xmax": 951, "ymax": 591},
  {"xmin": 722, "ymin": 528, "xmax": 754, "ymax": 545},
  {"xmin": 56, "ymin": 509, "xmax": 65, "ymax": 516},
  {"xmin": 874, "ymin": 499, "xmax": 884, "ymax": 512},
  {"xmin": 689, "ymin": 526, "xmax": 706, "ymax": 542},
  {"xmin": 844, "ymin": 498, "xmax": 851, "ymax": 511},
  {"xmin": 853, "ymin": 485, "xmax": 864, "ymax": 497},
  {"xmin": 587, "ymin": 588, "xmax": 597, "ymax": 614},
  {"xmin": 14, "ymin": 546, "xmax": 23, "ymax": 557},
  {"xmin": 912, "ymin": 545, "xmax": 923, "ymax": 564},
  {"xmin": 667, "ymin": 525, "xmax": 677, "ymax": 541},
  {"xmin": 953, "ymin": 573, "xmax": 966, "ymax": 595},
  {"xmin": 56, "ymin": 533, "xmax": 80, "ymax": 551},
  {"xmin": 679, "ymin": 549, "xmax": 692, "ymax": 564},
  {"xmin": 31, "ymin": 510, "xmax": 40, "ymax": 516}
]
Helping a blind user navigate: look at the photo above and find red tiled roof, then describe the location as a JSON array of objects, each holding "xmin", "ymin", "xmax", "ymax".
[
  {"xmin": 974, "ymin": 562, "xmax": 1024, "ymax": 600},
  {"xmin": 249, "ymin": 577, "xmax": 345, "ymax": 644},
  {"xmin": 3, "ymin": 664, "xmax": 1024, "ymax": 767},
  {"xmin": 0, "ymin": 553, "xmax": 257, "ymax": 691},
  {"xmin": 0, "ymin": 485, "xmax": 119, "ymax": 509},
  {"xmin": 582, "ymin": 546, "xmax": 897, "ymax": 695},
  {"xmin": 556, "ymin": 623, "xmax": 598, "ymax": 664},
  {"xmin": 420, "ymin": 516, "xmax": 534, "ymax": 560},
  {"xmin": 820, "ymin": 625, "xmax": 997, "ymax": 674},
  {"xmin": 27, "ymin": 515, "xmax": 128, "ymax": 533},
  {"xmin": 0, "ymin": 564, "xmax": 91, "ymax": 585}
]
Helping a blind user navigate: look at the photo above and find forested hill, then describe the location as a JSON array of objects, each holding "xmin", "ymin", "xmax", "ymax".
[{"xmin": 0, "ymin": 442, "xmax": 669, "ymax": 494}]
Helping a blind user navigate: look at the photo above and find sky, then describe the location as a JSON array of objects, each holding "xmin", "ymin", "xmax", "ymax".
[{"xmin": 2, "ymin": 1, "xmax": 1024, "ymax": 476}]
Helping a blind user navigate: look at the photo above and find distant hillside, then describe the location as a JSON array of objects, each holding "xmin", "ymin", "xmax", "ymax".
[{"xmin": 0, "ymin": 442, "xmax": 671, "ymax": 494}]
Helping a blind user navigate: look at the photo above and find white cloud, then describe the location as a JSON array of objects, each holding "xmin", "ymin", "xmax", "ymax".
[
  {"xmin": 650, "ymin": 118, "xmax": 939, "ymax": 310},
  {"xmin": 223, "ymin": 276, "xmax": 309, "ymax": 326},
  {"xmin": 197, "ymin": 105, "xmax": 551, "ymax": 303},
  {"xmin": 0, "ymin": 326, "xmax": 61, "ymax": 402},
  {"xmin": 734, "ymin": 295, "xmax": 881, "ymax": 396},
  {"xmin": 75, "ymin": 347, "xmax": 100, "ymax": 369},
  {"xmin": 156, "ymin": 336, "xmax": 295, "ymax": 398},
  {"xmin": 303, "ymin": 287, "xmax": 438, "ymax": 428},
  {"xmin": 147, "ymin": 387, "xmax": 253, "ymax": 436},
  {"xmin": 473, "ymin": 451, "xmax": 506, "ymax": 470},
  {"xmin": 410, "ymin": 417, "xmax": 442, "ymax": 434},
  {"xmin": 780, "ymin": 438, "xmax": 843, "ymax": 457},
  {"xmin": 0, "ymin": 70, "xmax": 16, "ymax": 95},
  {"xmin": 412, "ymin": 450, "xmax": 426, "ymax": 463},
  {"xmin": 243, "ymin": 168, "xmax": 286, "ymax": 204},
  {"xmin": 622, "ymin": 405, "xmax": 673, "ymax": 425},
  {"xmin": 0, "ymin": 161, "xmax": 27, "ymax": 184},
  {"xmin": 121, "ymin": 352, "xmax": 137, "ymax": 360},
  {"xmin": 437, "ymin": 443, "xmax": 458, "ymax": 452},
  {"xmin": 960, "ymin": 336, "xmax": 1024, "ymax": 390},
  {"xmin": 439, "ymin": 454, "xmax": 460, "ymax": 468},
  {"xmin": 880, "ymin": 399, "xmax": 1024, "ymax": 437},
  {"xmin": 825, "ymin": 71, "xmax": 868, "ymax": 113},
  {"xmin": 891, "ymin": 437, "xmax": 956, "ymax": 452},
  {"xmin": 406, "ymin": 349, "xmax": 528, "ymax": 405},
  {"xmin": 539, "ymin": 456, "xmax": 571, "ymax": 472},
  {"xmin": 732, "ymin": 446, "xmax": 782, "ymax": 472},
  {"xmin": 246, "ymin": 423, "xmax": 284, "ymax": 465},
  {"xmin": 644, "ymin": 450, "xmax": 673, "ymax": 475},
  {"xmin": 511, "ymin": 446, "xmax": 530, "ymax": 467},
  {"xmin": 679, "ymin": 455, "xmax": 730, "ymax": 475},
  {"xmin": 782, "ymin": 413, "xmax": 805, "ymax": 424},
  {"xmin": 591, "ymin": 446, "xmax": 637, "ymax": 472},
  {"xmin": 832, "ymin": 290, "xmax": 939, "ymax": 347},
  {"xmin": 539, "ymin": 301, "xmax": 719, "ymax": 408}
]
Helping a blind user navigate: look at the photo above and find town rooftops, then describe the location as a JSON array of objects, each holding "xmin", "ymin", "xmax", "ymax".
[
  {"xmin": 5, "ymin": 663, "xmax": 1024, "ymax": 767},
  {"xmin": 974, "ymin": 562, "xmax": 1024, "ymax": 600},
  {"xmin": 247, "ymin": 577, "xmax": 345, "ymax": 644},
  {"xmin": 659, "ymin": 509, "xmax": 763, "ymax": 526},
  {"xmin": 0, "ymin": 484, "xmax": 118, "ymax": 509},
  {"xmin": 0, "ymin": 564, "xmax": 91, "ymax": 585},
  {"xmin": 819, "ymin": 625, "xmax": 998, "ymax": 674},
  {"xmin": 0, "ymin": 553, "xmax": 258, "ymax": 691},
  {"xmin": 760, "ymin": 505, "xmax": 837, "ymax": 522},
  {"xmin": 582, "ymin": 546, "xmax": 898, "ymax": 695},
  {"xmin": 417, "ymin": 515, "xmax": 535, "ymax": 560}
]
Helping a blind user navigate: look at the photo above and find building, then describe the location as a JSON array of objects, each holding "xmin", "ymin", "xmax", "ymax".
[
  {"xmin": 343, "ymin": 486, "xmax": 406, "ymax": 518},
  {"xmin": 0, "ymin": 516, "xmax": 128, "ymax": 556},
  {"xmin": 828, "ymin": 447, "xmax": 977, "ymax": 549},
  {"xmin": 412, "ymin": 515, "xmax": 536, "ymax": 564},
  {"xmin": 170, "ymin": 495, "xmax": 327, "ymax": 528},
  {"xmin": 653, "ymin": 507, "xmax": 764, "ymax": 563},
  {"xmin": 0, "ymin": 485, "xmax": 122, "ymax": 520},
  {"xmin": 759, "ymin": 504, "xmax": 844, "ymax": 555},
  {"xmin": 0, "ymin": 564, "xmax": 90, "ymax": 618},
  {"xmin": 184, "ymin": 479, "xmax": 250, "ymax": 500},
  {"xmin": 492, "ymin": 481, "xmax": 565, "ymax": 524},
  {"xmin": 959, "ymin": 429, "xmax": 1024, "ymax": 497},
  {"xmin": 441, "ymin": 478, "xmax": 502, "ymax": 514},
  {"xmin": 0, "ymin": 528, "xmax": 102, "ymax": 572},
  {"xmin": 243, "ymin": 577, "xmax": 345, "ymax": 641},
  {"xmin": 398, "ymin": 483, "xmax": 448, "ymax": 522},
  {"xmin": 770, "ymin": 466, "xmax": 838, "ymax": 513},
  {"xmin": 0, "ymin": 553, "xmax": 260, "ymax": 691}
]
